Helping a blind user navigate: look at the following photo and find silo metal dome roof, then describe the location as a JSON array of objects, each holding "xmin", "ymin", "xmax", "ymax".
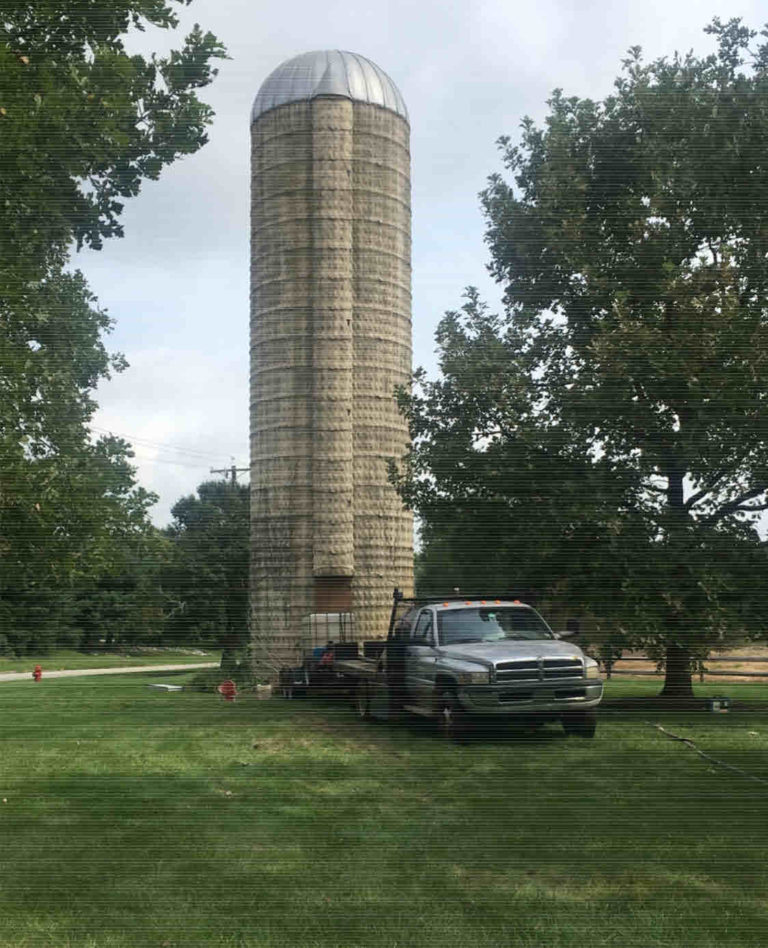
[{"xmin": 252, "ymin": 50, "xmax": 408, "ymax": 122}]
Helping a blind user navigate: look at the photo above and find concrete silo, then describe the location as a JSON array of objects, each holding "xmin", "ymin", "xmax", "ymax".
[{"xmin": 249, "ymin": 50, "xmax": 413, "ymax": 667}]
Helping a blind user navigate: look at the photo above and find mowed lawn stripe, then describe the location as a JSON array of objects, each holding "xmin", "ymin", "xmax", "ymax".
[{"xmin": 0, "ymin": 674, "xmax": 767, "ymax": 947}]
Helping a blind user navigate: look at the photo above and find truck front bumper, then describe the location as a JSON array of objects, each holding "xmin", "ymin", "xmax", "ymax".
[{"xmin": 458, "ymin": 681, "xmax": 603, "ymax": 715}]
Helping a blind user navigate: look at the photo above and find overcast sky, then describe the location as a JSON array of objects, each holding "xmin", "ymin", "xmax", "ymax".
[{"xmin": 80, "ymin": 0, "xmax": 767, "ymax": 525}]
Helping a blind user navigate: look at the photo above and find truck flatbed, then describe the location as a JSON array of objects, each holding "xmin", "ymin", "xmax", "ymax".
[{"xmin": 334, "ymin": 656, "xmax": 380, "ymax": 681}]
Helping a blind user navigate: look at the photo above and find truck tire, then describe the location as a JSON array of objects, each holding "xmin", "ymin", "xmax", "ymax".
[
  {"xmin": 355, "ymin": 680, "xmax": 371, "ymax": 720},
  {"xmin": 437, "ymin": 689, "xmax": 469, "ymax": 743},
  {"xmin": 561, "ymin": 709, "xmax": 597, "ymax": 738}
]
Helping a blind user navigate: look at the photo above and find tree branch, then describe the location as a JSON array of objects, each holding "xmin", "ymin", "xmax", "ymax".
[
  {"xmin": 684, "ymin": 468, "xmax": 728, "ymax": 510},
  {"xmin": 701, "ymin": 484, "xmax": 768, "ymax": 526}
]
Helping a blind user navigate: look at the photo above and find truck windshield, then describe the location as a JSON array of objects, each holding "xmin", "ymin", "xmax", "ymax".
[{"xmin": 437, "ymin": 608, "xmax": 555, "ymax": 645}]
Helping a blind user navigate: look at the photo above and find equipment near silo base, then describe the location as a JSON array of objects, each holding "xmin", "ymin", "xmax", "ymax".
[{"xmin": 278, "ymin": 612, "xmax": 363, "ymax": 699}]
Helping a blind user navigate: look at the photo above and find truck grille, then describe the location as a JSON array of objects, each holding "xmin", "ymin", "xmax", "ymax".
[{"xmin": 495, "ymin": 658, "xmax": 583, "ymax": 682}]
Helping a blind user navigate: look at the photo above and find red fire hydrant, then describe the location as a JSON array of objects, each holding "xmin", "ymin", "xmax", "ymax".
[
  {"xmin": 32, "ymin": 665, "xmax": 42, "ymax": 682},
  {"xmin": 216, "ymin": 680, "xmax": 237, "ymax": 702}
]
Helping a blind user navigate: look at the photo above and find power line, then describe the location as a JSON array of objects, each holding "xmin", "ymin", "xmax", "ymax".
[
  {"xmin": 128, "ymin": 451, "xmax": 210, "ymax": 471},
  {"xmin": 90, "ymin": 425, "xmax": 231, "ymax": 461}
]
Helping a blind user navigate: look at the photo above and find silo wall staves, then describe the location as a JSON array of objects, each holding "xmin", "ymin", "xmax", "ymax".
[{"xmin": 250, "ymin": 96, "xmax": 413, "ymax": 666}]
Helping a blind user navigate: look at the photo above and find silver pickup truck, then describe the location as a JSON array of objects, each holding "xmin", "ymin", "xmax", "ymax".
[{"xmin": 338, "ymin": 595, "xmax": 603, "ymax": 741}]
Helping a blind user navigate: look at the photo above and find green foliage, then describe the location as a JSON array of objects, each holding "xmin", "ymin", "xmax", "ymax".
[
  {"xmin": 0, "ymin": 1, "xmax": 228, "ymax": 284},
  {"xmin": 0, "ymin": 271, "xmax": 131, "ymax": 602},
  {"xmin": 0, "ymin": 2, "xmax": 226, "ymax": 651},
  {"xmin": 162, "ymin": 480, "xmax": 250, "ymax": 657},
  {"xmin": 1, "ymin": 434, "xmax": 158, "ymax": 654},
  {"xmin": 73, "ymin": 528, "xmax": 171, "ymax": 649},
  {"xmin": 397, "ymin": 19, "xmax": 768, "ymax": 696}
]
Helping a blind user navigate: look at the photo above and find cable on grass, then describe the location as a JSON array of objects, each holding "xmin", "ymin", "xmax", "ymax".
[{"xmin": 653, "ymin": 724, "xmax": 768, "ymax": 787}]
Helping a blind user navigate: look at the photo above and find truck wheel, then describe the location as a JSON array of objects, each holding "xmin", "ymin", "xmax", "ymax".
[
  {"xmin": 355, "ymin": 680, "xmax": 371, "ymax": 720},
  {"xmin": 562, "ymin": 709, "xmax": 597, "ymax": 738},
  {"xmin": 437, "ymin": 689, "xmax": 469, "ymax": 743}
]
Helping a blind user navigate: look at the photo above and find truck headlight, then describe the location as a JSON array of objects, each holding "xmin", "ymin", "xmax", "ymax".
[
  {"xmin": 585, "ymin": 662, "xmax": 601, "ymax": 680},
  {"xmin": 455, "ymin": 670, "xmax": 490, "ymax": 685}
]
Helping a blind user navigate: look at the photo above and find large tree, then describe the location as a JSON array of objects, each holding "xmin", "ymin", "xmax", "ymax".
[
  {"xmin": 0, "ymin": 2, "xmax": 226, "ymax": 626},
  {"xmin": 395, "ymin": 18, "xmax": 768, "ymax": 697}
]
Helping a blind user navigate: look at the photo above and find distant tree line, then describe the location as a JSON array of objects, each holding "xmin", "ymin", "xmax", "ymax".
[{"xmin": 0, "ymin": 479, "xmax": 249, "ymax": 658}]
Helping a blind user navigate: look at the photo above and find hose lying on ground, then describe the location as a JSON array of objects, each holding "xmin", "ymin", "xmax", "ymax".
[{"xmin": 653, "ymin": 723, "xmax": 768, "ymax": 787}]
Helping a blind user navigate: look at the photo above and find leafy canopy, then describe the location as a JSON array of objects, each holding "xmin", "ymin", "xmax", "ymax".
[
  {"xmin": 395, "ymin": 18, "xmax": 768, "ymax": 695},
  {"xmin": 162, "ymin": 480, "xmax": 250, "ymax": 654},
  {"xmin": 0, "ymin": 1, "xmax": 227, "ymax": 287},
  {"xmin": 0, "ymin": 2, "xmax": 226, "ymax": 645}
]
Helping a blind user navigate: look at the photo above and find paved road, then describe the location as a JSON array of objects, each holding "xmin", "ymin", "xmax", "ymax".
[{"xmin": 0, "ymin": 662, "xmax": 218, "ymax": 683}]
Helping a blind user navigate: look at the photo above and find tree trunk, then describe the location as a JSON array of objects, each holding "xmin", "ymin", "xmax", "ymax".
[
  {"xmin": 220, "ymin": 632, "xmax": 240, "ymax": 677},
  {"xmin": 220, "ymin": 648, "xmax": 239, "ymax": 676},
  {"xmin": 660, "ymin": 467, "xmax": 694, "ymax": 699},
  {"xmin": 660, "ymin": 642, "xmax": 694, "ymax": 698}
]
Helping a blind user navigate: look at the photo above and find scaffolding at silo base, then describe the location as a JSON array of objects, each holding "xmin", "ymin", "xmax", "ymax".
[
  {"xmin": 249, "ymin": 91, "xmax": 414, "ymax": 669},
  {"xmin": 277, "ymin": 612, "xmax": 358, "ymax": 699},
  {"xmin": 302, "ymin": 612, "xmax": 356, "ymax": 656}
]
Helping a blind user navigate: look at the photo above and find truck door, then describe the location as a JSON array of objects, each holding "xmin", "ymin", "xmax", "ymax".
[{"xmin": 405, "ymin": 610, "xmax": 437, "ymax": 707}]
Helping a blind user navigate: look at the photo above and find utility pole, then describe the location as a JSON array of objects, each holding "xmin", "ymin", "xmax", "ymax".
[{"xmin": 210, "ymin": 464, "xmax": 249, "ymax": 485}]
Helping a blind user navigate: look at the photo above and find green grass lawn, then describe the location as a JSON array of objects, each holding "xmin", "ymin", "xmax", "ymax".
[
  {"xmin": 1, "ymin": 674, "xmax": 767, "ymax": 947},
  {"xmin": 0, "ymin": 648, "xmax": 220, "ymax": 674}
]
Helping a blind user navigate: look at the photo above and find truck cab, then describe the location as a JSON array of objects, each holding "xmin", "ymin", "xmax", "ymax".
[{"xmin": 388, "ymin": 597, "xmax": 602, "ymax": 739}]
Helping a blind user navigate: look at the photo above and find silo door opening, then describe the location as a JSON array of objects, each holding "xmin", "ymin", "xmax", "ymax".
[{"xmin": 314, "ymin": 576, "xmax": 353, "ymax": 614}]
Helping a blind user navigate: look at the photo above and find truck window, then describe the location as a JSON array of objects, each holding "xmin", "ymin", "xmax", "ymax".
[
  {"xmin": 393, "ymin": 608, "xmax": 417, "ymax": 640},
  {"xmin": 412, "ymin": 611, "xmax": 434, "ymax": 643},
  {"xmin": 438, "ymin": 608, "xmax": 554, "ymax": 645}
]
